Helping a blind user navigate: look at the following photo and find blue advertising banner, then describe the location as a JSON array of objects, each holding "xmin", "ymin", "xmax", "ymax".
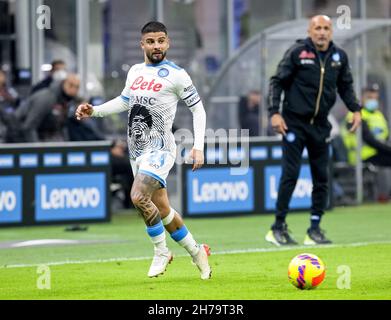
[
  {"xmin": 0, "ymin": 141, "xmax": 111, "ymax": 227},
  {"xmin": 0, "ymin": 155, "xmax": 14, "ymax": 169},
  {"xmin": 180, "ymin": 138, "xmax": 332, "ymax": 217},
  {"xmin": 264, "ymin": 165, "xmax": 312, "ymax": 210},
  {"xmin": 91, "ymin": 151, "xmax": 110, "ymax": 165},
  {"xmin": 67, "ymin": 152, "xmax": 86, "ymax": 166},
  {"xmin": 0, "ymin": 176, "xmax": 22, "ymax": 223},
  {"xmin": 186, "ymin": 167, "xmax": 254, "ymax": 215},
  {"xmin": 19, "ymin": 154, "xmax": 38, "ymax": 168},
  {"xmin": 43, "ymin": 153, "xmax": 62, "ymax": 167},
  {"xmin": 250, "ymin": 146, "xmax": 268, "ymax": 160},
  {"xmin": 271, "ymin": 146, "xmax": 283, "ymax": 159},
  {"xmin": 35, "ymin": 173, "xmax": 106, "ymax": 221}
]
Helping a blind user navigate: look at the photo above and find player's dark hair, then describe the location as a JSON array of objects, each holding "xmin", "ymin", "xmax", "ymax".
[{"xmin": 141, "ymin": 21, "xmax": 167, "ymax": 35}]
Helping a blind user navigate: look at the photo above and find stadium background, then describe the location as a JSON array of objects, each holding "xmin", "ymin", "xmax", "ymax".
[
  {"xmin": 0, "ymin": 0, "xmax": 391, "ymax": 300},
  {"xmin": 3, "ymin": 0, "xmax": 391, "ymax": 131}
]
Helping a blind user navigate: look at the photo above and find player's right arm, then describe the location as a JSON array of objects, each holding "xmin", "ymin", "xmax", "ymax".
[
  {"xmin": 268, "ymin": 45, "xmax": 298, "ymax": 136},
  {"xmin": 76, "ymin": 68, "xmax": 132, "ymax": 120},
  {"xmin": 268, "ymin": 45, "xmax": 297, "ymax": 117},
  {"xmin": 75, "ymin": 103, "xmax": 93, "ymax": 120},
  {"xmin": 268, "ymin": 44, "xmax": 304, "ymax": 135},
  {"xmin": 78, "ymin": 95, "xmax": 130, "ymax": 119}
]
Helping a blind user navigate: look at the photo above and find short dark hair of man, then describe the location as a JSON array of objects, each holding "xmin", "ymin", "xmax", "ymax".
[
  {"xmin": 362, "ymin": 83, "xmax": 380, "ymax": 95},
  {"xmin": 51, "ymin": 59, "xmax": 65, "ymax": 69},
  {"xmin": 141, "ymin": 21, "xmax": 167, "ymax": 35}
]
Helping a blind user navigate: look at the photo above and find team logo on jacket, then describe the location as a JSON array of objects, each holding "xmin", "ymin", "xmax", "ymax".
[
  {"xmin": 299, "ymin": 50, "xmax": 316, "ymax": 59},
  {"xmin": 331, "ymin": 53, "xmax": 342, "ymax": 67},
  {"xmin": 286, "ymin": 132, "xmax": 296, "ymax": 143},
  {"xmin": 332, "ymin": 53, "xmax": 341, "ymax": 62},
  {"xmin": 158, "ymin": 68, "xmax": 169, "ymax": 77}
]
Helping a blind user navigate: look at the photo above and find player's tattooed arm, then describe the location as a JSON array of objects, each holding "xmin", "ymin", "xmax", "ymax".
[{"xmin": 130, "ymin": 174, "xmax": 162, "ymax": 226}]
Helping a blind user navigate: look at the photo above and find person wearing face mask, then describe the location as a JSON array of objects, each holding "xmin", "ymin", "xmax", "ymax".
[
  {"xmin": 30, "ymin": 60, "xmax": 67, "ymax": 94},
  {"xmin": 342, "ymin": 84, "xmax": 391, "ymax": 167}
]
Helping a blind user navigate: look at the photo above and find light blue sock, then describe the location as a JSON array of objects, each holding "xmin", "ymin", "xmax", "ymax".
[
  {"xmin": 146, "ymin": 221, "xmax": 168, "ymax": 252},
  {"xmin": 171, "ymin": 225, "xmax": 199, "ymax": 256}
]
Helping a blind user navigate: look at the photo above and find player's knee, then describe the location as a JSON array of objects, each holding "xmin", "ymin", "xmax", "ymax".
[
  {"xmin": 155, "ymin": 202, "xmax": 170, "ymax": 216},
  {"xmin": 130, "ymin": 190, "xmax": 149, "ymax": 207}
]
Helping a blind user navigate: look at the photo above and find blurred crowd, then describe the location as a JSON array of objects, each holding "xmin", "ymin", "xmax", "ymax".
[
  {"xmin": 0, "ymin": 60, "xmax": 103, "ymax": 143},
  {"xmin": 0, "ymin": 60, "xmax": 133, "ymax": 210}
]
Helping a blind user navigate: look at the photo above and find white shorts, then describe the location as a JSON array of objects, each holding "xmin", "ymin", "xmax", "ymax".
[{"xmin": 130, "ymin": 150, "xmax": 176, "ymax": 188}]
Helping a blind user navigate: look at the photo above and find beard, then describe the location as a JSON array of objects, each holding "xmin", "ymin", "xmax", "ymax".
[
  {"xmin": 315, "ymin": 37, "xmax": 329, "ymax": 49},
  {"xmin": 147, "ymin": 51, "xmax": 167, "ymax": 64}
]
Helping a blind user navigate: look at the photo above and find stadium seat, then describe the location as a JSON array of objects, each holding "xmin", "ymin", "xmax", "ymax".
[{"xmin": 333, "ymin": 162, "xmax": 378, "ymax": 205}]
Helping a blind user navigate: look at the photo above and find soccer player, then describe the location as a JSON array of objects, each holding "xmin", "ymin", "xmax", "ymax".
[{"xmin": 75, "ymin": 21, "xmax": 211, "ymax": 280}]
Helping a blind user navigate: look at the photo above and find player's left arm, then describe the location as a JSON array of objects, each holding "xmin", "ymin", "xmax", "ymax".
[
  {"xmin": 189, "ymin": 101, "xmax": 206, "ymax": 171},
  {"xmin": 177, "ymin": 71, "xmax": 206, "ymax": 171}
]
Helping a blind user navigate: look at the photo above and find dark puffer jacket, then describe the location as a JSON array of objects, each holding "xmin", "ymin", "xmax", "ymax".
[
  {"xmin": 16, "ymin": 81, "xmax": 76, "ymax": 142},
  {"xmin": 268, "ymin": 37, "xmax": 361, "ymax": 124}
]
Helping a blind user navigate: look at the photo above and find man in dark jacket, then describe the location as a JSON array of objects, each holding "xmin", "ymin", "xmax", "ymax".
[
  {"xmin": 265, "ymin": 15, "xmax": 362, "ymax": 246},
  {"xmin": 17, "ymin": 74, "xmax": 81, "ymax": 142},
  {"xmin": 30, "ymin": 60, "xmax": 67, "ymax": 94},
  {"xmin": 238, "ymin": 90, "xmax": 261, "ymax": 136}
]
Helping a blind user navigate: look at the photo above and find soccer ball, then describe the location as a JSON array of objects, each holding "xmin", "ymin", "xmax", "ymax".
[{"xmin": 288, "ymin": 253, "xmax": 326, "ymax": 290}]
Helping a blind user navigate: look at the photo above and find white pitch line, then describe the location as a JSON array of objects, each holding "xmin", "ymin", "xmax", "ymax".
[{"xmin": 2, "ymin": 240, "xmax": 391, "ymax": 269}]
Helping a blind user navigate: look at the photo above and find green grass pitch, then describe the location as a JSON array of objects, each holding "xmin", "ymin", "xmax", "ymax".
[{"xmin": 0, "ymin": 204, "xmax": 390, "ymax": 300}]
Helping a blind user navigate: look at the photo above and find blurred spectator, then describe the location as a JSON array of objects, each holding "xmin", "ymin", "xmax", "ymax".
[
  {"xmin": 342, "ymin": 84, "xmax": 391, "ymax": 201},
  {"xmin": 342, "ymin": 85, "xmax": 391, "ymax": 166},
  {"xmin": 0, "ymin": 111, "xmax": 6, "ymax": 142},
  {"xmin": 16, "ymin": 74, "xmax": 81, "ymax": 142},
  {"xmin": 30, "ymin": 60, "xmax": 67, "ymax": 94},
  {"xmin": 0, "ymin": 70, "xmax": 19, "ymax": 111},
  {"xmin": 327, "ymin": 113, "xmax": 348, "ymax": 203},
  {"xmin": 110, "ymin": 139, "xmax": 134, "ymax": 209},
  {"xmin": 238, "ymin": 90, "xmax": 261, "ymax": 136},
  {"xmin": 67, "ymin": 101, "xmax": 106, "ymax": 142},
  {"xmin": 0, "ymin": 70, "xmax": 21, "ymax": 142},
  {"xmin": 328, "ymin": 113, "xmax": 348, "ymax": 162}
]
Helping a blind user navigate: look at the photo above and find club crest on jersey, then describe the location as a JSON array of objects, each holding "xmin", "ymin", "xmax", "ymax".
[
  {"xmin": 332, "ymin": 53, "xmax": 341, "ymax": 62},
  {"xmin": 158, "ymin": 68, "xmax": 169, "ymax": 77}
]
